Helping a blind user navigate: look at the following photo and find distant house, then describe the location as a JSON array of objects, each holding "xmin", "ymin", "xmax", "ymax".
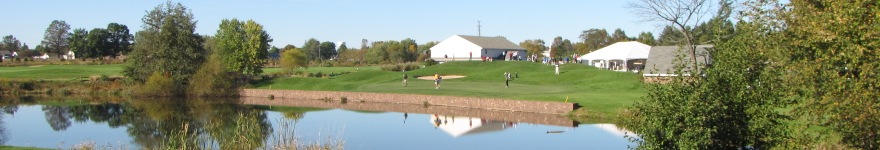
[
  {"xmin": 430, "ymin": 35, "xmax": 526, "ymax": 62},
  {"xmin": 63, "ymin": 51, "xmax": 76, "ymax": 60},
  {"xmin": 643, "ymin": 45, "xmax": 714, "ymax": 83},
  {"xmin": 34, "ymin": 53, "xmax": 49, "ymax": 60},
  {"xmin": 0, "ymin": 50, "xmax": 12, "ymax": 60}
]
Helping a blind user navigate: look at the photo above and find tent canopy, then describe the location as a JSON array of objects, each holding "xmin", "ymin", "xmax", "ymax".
[{"xmin": 579, "ymin": 41, "xmax": 651, "ymax": 62}]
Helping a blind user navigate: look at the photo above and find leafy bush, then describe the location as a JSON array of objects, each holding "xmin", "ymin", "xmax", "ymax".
[
  {"xmin": 423, "ymin": 58, "xmax": 438, "ymax": 66},
  {"xmin": 135, "ymin": 72, "xmax": 177, "ymax": 97},
  {"xmin": 188, "ymin": 55, "xmax": 238, "ymax": 97},
  {"xmin": 380, "ymin": 62, "xmax": 421, "ymax": 71}
]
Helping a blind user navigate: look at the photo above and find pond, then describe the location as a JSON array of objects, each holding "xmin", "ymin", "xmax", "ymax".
[{"xmin": 0, "ymin": 97, "xmax": 636, "ymax": 149}]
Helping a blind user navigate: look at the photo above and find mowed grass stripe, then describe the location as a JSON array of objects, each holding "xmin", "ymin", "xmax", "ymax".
[{"xmin": 0, "ymin": 64, "xmax": 125, "ymax": 80}]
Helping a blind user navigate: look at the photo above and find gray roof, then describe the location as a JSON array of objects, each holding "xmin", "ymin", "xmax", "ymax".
[
  {"xmin": 643, "ymin": 45, "xmax": 714, "ymax": 75},
  {"xmin": 458, "ymin": 35, "xmax": 525, "ymax": 50}
]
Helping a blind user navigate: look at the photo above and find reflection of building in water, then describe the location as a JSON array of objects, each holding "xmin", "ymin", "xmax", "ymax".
[
  {"xmin": 594, "ymin": 124, "xmax": 639, "ymax": 139},
  {"xmin": 431, "ymin": 114, "xmax": 516, "ymax": 138}
]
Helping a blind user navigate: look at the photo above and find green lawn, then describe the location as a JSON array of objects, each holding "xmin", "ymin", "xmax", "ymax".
[
  {"xmin": 255, "ymin": 61, "xmax": 645, "ymax": 115},
  {"xmin": 0, "ymin": 64, "xmax": 125, "ymax": 80}
]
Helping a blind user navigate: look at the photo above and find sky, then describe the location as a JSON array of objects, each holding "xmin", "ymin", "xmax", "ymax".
[{"xmin": 1, "ymin": 0, "xmax": 670, "ymax": 48}]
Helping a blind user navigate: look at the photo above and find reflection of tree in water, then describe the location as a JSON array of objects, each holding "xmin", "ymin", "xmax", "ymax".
[
  {"xmin": 42, "ymin": 106, "xmax": 72, "ymax": 131},
  {"xmin": 0, "ymin": 105, "xmax": 16, "ymax": 145},
  {"xmin": 121, "ymin": 98, "xmax": 271, "ymax": 149}
]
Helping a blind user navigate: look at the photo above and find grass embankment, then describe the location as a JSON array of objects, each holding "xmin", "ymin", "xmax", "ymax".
[
  {"xmin": 0, "ymin": 64, "xmax": 126, "ymax": 96},
  {"xmin": 255, "ymin": 61, "xmax": 645, "ymax": 116},
  {"xmin": 0, "ymin": 146, "xmax": 50, "ymax": 150},
  {"xmin": 0, "ymin": 64, "xmax": 124, "ymax": 80}
]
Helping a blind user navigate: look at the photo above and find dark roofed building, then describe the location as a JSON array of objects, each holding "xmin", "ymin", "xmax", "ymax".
[{"xmin": 643, "ymin": 45, "xmax": 714, "ymax": 83}]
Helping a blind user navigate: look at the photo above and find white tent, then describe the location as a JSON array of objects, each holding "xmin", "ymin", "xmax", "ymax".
[{"xmin": 579, "ymin": 41, "xmax": 651, "ymax": 71}]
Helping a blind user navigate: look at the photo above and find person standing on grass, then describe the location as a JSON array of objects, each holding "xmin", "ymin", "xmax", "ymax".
[
  {"xmin": 505, "ymin": 72, "xmax": 511, "ymax": 88},
  {"xmin": 555, "ymin": 63, "xmax": 560, "ymax": 75},
  {"xmin": 434, "ymin": 72, "xmax": 440, "ymax": 89},
  {"xmin": 402, "ymin": 70, "xmax": 408, "ymax": 87}
]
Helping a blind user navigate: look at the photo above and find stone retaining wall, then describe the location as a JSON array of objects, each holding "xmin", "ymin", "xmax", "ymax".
[{"xmin": 240, "ymin": 89, "xmax": 579, "ymax": 115}]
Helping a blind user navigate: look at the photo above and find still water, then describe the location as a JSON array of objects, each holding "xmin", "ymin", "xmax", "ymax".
[{"xmin": 0, "ymin": 97, "xmax": 635, "ymax": 149}]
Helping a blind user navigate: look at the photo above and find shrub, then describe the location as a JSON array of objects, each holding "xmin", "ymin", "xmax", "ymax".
[
  {"xmin": 423, "ymin": 58, "xmax": 438, "ymax": 66},
  {"xmin": 188, "ymin": 55, "xmax": 238, "ymax": 97},
  {"xmin": 381, "ymin": 62, "xmax": 421, "ymax": 71},
  {"xmin": 136, "ymin": 72, "xmax": 177, "ymax": 97}
]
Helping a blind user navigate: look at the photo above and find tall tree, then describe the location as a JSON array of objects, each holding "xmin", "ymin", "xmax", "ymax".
[
  {"xmin": 520, "ymin": 39, "xmax": 546, "ymax": 59},
  {"xmin": 124, "ymin": 1, "xmax": 205, "ymax": 85},
  {"xmin": 630, "ymin": 0, "xmax": 715, "ymax": 73},
  {"xmin": 400, "ymin": 38, "xmax": 418, "ymax": 62},
  {"xmin": 106, "ymin": 23, "xmax": 133, "ymax": 58},
  {"xmin": 580, "ymin": 28, "xmax": 611, "ymax": 52},
  {"xmin": 657, "ymin": 26, "xmax": 685, "ymax": 46},
  {"xmin": 636, "ymin": 32, "xmax": 657, "ymax": 46},
  {"xmin": 86, "ymin": 28, "xmax": 111, "ymax": 58},
  {"xmin": 611, "ymin": 28, "xmax": 630, "ymax": 42},
  {"xmin": 301, "ymin": 38, "xmax": 321, "ymax": 61},
  {"xmin": 318, "ymin": 41, "xmax": 336, "ymax": 61},
  {"xmin": 68, "ymin": 28, "xmax": 90, "ymax": 58},
  {"xmin": 40, "ymin": 20, "xmax": 71, "ymax": 58},
  {"xmin": 2, "ymin": 35, "xmax": 21, "ymax": 54},
  {"xmin": 337, "ymin": 43, "xmax": 348, "ymax": 57},
  {"xmin": 215, "ymin": 18, "xmax": 272, "ymax": 76}
]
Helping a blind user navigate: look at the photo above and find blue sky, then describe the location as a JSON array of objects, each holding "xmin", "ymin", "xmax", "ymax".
[{"xmin": 1, "ymin": 0, "xmax": 669, "ymax": 48}]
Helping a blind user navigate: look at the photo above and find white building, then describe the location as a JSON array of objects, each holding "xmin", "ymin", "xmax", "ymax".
[{"xmin": 430, "ymin": 35, "xmax": 526, "ymax": 62}]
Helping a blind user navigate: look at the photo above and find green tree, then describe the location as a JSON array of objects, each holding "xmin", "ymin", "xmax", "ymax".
[
  {"xmin": 416, "ymin": 41, "xmax": 438, "ymax": 62},
  {"xmin": 657, "ymin": 26, "xmax": 685, "ymax": 46},
  {"xmin": 611, "ymin": 28, "xmax": 629, "ymax": 42},
  {"xmin": 520, "ymin": 39, "xmax": 546, "ymax": 60},
  {"xmin": 579, "ymin": 28, "xmax": 611, "ymax": 53},
  {"xmin": 106, "ymin": 23, "xmax": 133, "ymax": 58},
  {"xmin": 318, "ymin": 41, "xmax": 336, "ymax": 61},
  {"xmin": 124, "ymin": 1, "xmax": 205, "ymax": 87},
  {"xmin": 279, "ymin": 48, "xmax": 307, "ymax": 72},
  {"xmin": 87, "ymin": 28, "xmax": 111, "ymax": 58},
  {"xmin": 2, "ymin": 35, "xmax": 21, "ymax": 54},
  {"xmin": 40, "ymin": 20, "xmax": 71, "ymax": 58},
  {"xmin": 68, "ymin": 28, "xmax": 90, "ymax": 58},
  {"xmin": 215, "ymin": 18, "xmax": 272, "ymax": 76},
  {"xmin": 301, "ymin": 38, "xmax": 321, "ymax": 61},
  {"xmin": 636, "ymin": 32, "xmax": 656, "ymax": 46},
  {"xmin": 625, "ymin": 0, "xmax": 792, "ymax": 148},
  {"xmin": 337, "ymin": 43, "xmax": 348, "ymax": 57},
  {"xmin": 401, "ymin": 38, "xmax": 418, "ymax": 62},
  {"xmin": 785, "ymin": 0, "xmax": 880, "ymax": 148}
]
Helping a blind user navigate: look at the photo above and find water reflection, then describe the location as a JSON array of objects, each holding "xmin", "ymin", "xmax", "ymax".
[
  {"xmin": 0, "ymin": 97, "xmax": 636, "ymax": 149},
  {"xmin": 1, "ymin": 97, "xmax": 272, "ymax": 149},
  {"xmin": 0, "ymin": 105, "xmax": 14, "ymax": 145},
  {"xmin": 431, "ymin": 114, "xmax": 516, "ymax": 138}
]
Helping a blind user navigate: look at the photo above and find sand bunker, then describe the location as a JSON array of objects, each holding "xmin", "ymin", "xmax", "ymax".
[{"xmin": 416, "ymin": 75, "xmax": 466, "ymax": 80}]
